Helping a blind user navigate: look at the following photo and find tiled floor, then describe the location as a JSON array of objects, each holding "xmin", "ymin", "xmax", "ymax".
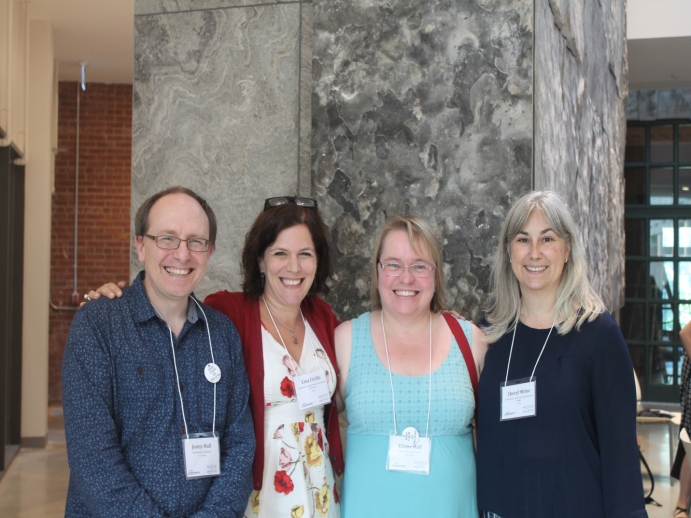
[
  {"xmin": 0, "ymin": 408, "xmax": 685, "ymax": 517},
  {"xmin": 0, "ymin": 408, "xmax": 68, "ymax": 518},
  {"xmin": 640, "ymin": 420, "xmax": 684, "ymax": 518}
]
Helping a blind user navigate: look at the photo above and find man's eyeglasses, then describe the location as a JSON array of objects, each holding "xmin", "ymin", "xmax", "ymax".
[
  {"xmin": 145, "ymin": 234, "xmax": 212, "ymax": 252},
  {"xmin": 264, "ymin": 196, "xmax": 318, "ymax": 211},
  {"xmin": 379, "ymin": 262, "xmax": 436, "ymax": 278}
]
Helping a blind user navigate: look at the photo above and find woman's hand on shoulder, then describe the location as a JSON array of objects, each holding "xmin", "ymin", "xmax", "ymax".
[
  {"xmin": 80, "ymin": 281, "xmax": 127, "ymax": 306},
  {"xmin": 334, "ymin": 321, "xmax": 353, "ymax": 412}
]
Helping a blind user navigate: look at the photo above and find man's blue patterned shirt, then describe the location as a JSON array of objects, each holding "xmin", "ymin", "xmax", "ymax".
[{"xmin": 62, "ymin": 272, "xmax": 254, "ymax": 517}]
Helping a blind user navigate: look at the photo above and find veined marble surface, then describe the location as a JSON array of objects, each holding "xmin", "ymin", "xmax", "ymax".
[
  {"xmin": 136, "ymin": 0, "xmax": 301, "ymax": 16},
  {"xmin": 132, "ymin": 1, "xmax": 306, "ymax": 298},
  {"xmin": 312, "ymin": 0, "xmax": 533, "ymax": 320},
  {"xmin": 534, "ymin": 0, "xmax": 627, "ymax": 311}
]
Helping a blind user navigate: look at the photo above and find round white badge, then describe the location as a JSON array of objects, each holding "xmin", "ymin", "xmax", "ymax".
[
  {"xmin": 204, "ymin": 363, "xmax": 222, "ymax": 384},
  {"xmin": 401, "ymin": 426, "xmax": 420, "ymax": 445}
]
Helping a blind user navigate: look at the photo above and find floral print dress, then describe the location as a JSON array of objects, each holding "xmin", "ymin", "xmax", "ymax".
[{"xmin": 244, "ymin": 321, "xmax": 340, "ymax": 518}]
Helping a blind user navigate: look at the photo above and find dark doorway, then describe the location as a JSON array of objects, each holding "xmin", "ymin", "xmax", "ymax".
[{"xmin": 0, "ymin": 144, "xmax": 25, "ymax": 473}]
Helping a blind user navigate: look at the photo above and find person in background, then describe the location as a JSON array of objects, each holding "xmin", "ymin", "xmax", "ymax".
[
  {"xmin": 672, "ymin": 320, "xmax": 691, "ymax": 518},
  {"xmin": 63, "ymin": 187, "xmax": 254, "ymax": 517},
  {"xmin": 335, "ymin": 215, "xmax": 487, "ymax": 517},
  {"xmin": 477, "ymin": 190, "xmax": 647, "ymax": 518},
  {"xmin": 86, "ymin": 196, "xmax": 343, "ymax": 518}
]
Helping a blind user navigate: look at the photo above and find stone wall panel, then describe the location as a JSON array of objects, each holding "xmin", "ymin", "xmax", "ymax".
[
  {"xmin": 133, "ymin": 2, "xmax": 303, "ymax": 299},
  {"xmin": 534, "ymin": 0, "xmax": 626, "ymax": 311},
  {"xmin": 626, "ymin": 89, "xmax": 691, "ymax": 121},
  {"xmin": 312, "ymin": 0, "xmax": 533, "ymax": 320}
]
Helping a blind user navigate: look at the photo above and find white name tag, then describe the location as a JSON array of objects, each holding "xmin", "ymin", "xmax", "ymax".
[
  {"xmin": 295, "ymin": 369, "xmax": 331, "ymax": 410},
  {"xmin": 183, "ymin": 432, "xmax": 221, "ymax": 479},
  {"xmin": 386, "ymin": 427, "xmax": 431, "ymax": 475},
  {"xmin": 500, "ymin": 377, "xmax": 537, "ymax": 421}
]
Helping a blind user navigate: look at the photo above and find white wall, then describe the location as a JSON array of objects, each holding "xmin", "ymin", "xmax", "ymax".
[{"xmin": 628, "ymin": 0, "xmax": 691, "ymax": 39}]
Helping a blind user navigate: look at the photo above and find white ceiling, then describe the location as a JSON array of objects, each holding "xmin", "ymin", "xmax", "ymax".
[
  {"xmin": 25, "ymin": 0, "xmax": 691, "ymax": 91},
  {"xmin": 628, "ymin": 37, "xmax": 691, "ymax": 91},
  {"xmin": 28, "ymin": 0, "xmax": 134, "ymax": 84}
]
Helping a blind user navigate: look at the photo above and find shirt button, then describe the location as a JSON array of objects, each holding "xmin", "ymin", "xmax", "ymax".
[
  {"xmin": 137, "ymin": 366, "xmax": 145, "ymax": 374},
  {"xmin": 180, "ymin": 427, "xmax": 186, "ymax": 434},
  {"xmin": 179, "ymin": 383, "xmax": 184, "ymax": 391}
]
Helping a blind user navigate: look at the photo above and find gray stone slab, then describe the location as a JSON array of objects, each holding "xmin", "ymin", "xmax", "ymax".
[
  {"xmin": 534, "ymin": 0, "xmax": 627, "ymax": 310},
  {"xmin": 637, "ymin": 90, "xmax": 659, "ymax": 122},
  {"xmin": 312, "ymin": 0, "xmax": 533, "ymax": 320},
  {"xmin": 132, "ymin": 4, "xmax": 302, "ymax": 298},
  {"xmin": 627, "ymin": 88, "xmax": 691, "ymax": 121},
  {"xmin": 136, "ymin": 0, "xmax": 299, "ymax": 16},
  {"xmin": 656, "ymin": 89, "xmax": 691, "ymax": 120},
  {"xmin": 625, "ymin": 90, "xmax": 639, "ymax": 121},
  {"xmin": 298, "ymin": 2, "xmax": 313, "ymax": 196}
]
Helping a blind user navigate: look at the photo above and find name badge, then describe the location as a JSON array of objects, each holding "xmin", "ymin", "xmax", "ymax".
[
  {"xmin": 295, "ymin": 369, "xmax": 331, "ymax": 410},
  {"xmin": 500, "ymin": 377, "xmax": 537, "ymax": 421},
  {"xmin": 386, "ymin": 427, "xmax": 431, "ymax": 475},
  {"xmin": 183, "ymin": 432, "xmax": 221, "ymax": 479}
]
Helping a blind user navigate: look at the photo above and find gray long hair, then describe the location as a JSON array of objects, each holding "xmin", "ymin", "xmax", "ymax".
[{"xmin": 483, "ymin": 190, "xmax": 605, "ymax": 343}]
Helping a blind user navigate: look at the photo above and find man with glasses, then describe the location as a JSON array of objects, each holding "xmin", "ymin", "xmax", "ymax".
[{"xmin": 62, "ymin": 187, "xmax": 254, "ymax": 517}]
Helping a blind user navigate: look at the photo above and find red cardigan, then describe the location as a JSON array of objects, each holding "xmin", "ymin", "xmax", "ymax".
[{"xmin": 203, "ymin": 291, "xmax": 344, "ymax": 490}]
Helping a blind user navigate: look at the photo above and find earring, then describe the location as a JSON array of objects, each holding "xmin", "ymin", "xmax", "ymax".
[{"xmin": 260, "ymin": 272, "xmax": 265, "ymax": 285}]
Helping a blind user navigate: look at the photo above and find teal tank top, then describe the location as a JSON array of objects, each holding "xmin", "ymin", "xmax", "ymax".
[{"xmin": 345, "ymin": 312, "xmax": 475, "ymax": 436}]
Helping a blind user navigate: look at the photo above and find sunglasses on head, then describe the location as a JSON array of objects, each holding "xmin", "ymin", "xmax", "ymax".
[{"xmin": 264, "ymin": 196, "xmax": 318, "ymax": 211}]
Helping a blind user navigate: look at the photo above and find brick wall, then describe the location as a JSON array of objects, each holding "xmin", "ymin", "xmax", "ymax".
[{"xmin": 49, "ymin": 82, "xmax": 132, "ymax": 404}]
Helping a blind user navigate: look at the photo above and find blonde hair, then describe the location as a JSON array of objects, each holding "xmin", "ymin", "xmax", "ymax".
[
  {"xmin": 370, "ymin": 215, "xmax": 447, "ymax": 313},
  {"xmin": 484, "ymin": 190, "xmax": 605, "ymax": 343}
]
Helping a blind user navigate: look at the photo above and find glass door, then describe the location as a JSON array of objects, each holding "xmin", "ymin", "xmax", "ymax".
[{"xmin": 623, "ymin": 122, "xmax": 691, "ymax": 401}]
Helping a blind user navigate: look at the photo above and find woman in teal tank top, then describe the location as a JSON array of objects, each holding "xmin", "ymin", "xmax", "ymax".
[{"xmin": 335, "ymin": 215, "xmax": 488, "ymax": 517}]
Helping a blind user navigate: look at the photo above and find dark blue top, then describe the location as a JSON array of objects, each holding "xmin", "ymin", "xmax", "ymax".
[
  {"xmin": 476, "ymin": 313, "xmax": 647, "ymax": 518},
  {"xmin": 62, "ymin": 272, "xmax": 255, "ymax": 517}
]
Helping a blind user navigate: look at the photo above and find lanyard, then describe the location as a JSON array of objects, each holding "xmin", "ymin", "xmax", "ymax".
[
  {"xmin": 504, "ymin": 318, "xmax": 555, "ymax": 385},
  {"xmin": 151, "ymin": 297, "xmax": 216, "ymax": 439},
  {"xmin": 381, "ymin": 310, "xmax": 433, "ymax": 438},
  {"xmin": 262, "ymin": 296, "xmax": 324, "ymax": 375}
]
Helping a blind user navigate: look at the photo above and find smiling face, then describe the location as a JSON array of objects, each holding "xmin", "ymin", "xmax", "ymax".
[
  {"xmin": 258, "ymin": 224, "xmax": 317, "ymax": 311},
  {"xmin": 509, "ymin": 210, "xmax": 570, "ymax": 301},
  {"xmin": 135, "ymin": 193, "xmax": 214, "ymax": 309},
  {"xmin": 377, "ymin": 229, "xmax": 436, "ymax": 318}
]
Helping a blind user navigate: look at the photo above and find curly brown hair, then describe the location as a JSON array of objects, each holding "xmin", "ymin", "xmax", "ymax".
[{"xmin": 241, "ymin": 204, "xmax": 332, "ymax": 299}]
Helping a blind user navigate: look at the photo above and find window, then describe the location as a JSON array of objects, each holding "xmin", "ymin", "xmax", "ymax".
[{"xmin": 623, "ymin": 122, "xmax": 691, "ymax": 402}]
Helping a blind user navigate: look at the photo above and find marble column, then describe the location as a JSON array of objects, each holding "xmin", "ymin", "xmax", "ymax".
[
  {"xmin": 533, "ymin": 0, "xmax": 628, "ymax": 311},
  {"xmin": 132, "ymin": 0, "xmax": 628, "ymax": 317},
  {"xmin": 312, "ymin": 0, "xmax": 534, "ymax": 319},
  {"xmin": 132, "ymin": 0, "xmax": 313, "ymax": 298}
]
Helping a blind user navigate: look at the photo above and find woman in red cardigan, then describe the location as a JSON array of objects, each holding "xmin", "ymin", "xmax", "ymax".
[
  {"xmin": 87, "ymin": 197, "xmax": 343, "ymax": 518},
  {"xmin": 205, "ymin": 198, "xmax": 343, "ymax": 518}
]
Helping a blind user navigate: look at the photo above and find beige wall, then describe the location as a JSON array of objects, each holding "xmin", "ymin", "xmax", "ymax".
[
  {"xmin": 21, "ymin": 19, "xmax": 54, "ymax": 444},
  {"xmin": 0, "ymin": 0, "xmax": 29, "ymax": 154}
]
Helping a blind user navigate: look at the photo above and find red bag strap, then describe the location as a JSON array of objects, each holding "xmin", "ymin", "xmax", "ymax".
[{"xmin": 443, "ymin": 313, "xmax": 478, "ymax": 421}]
